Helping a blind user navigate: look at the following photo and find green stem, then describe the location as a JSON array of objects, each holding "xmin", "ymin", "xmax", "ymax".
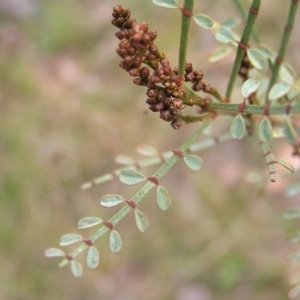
[
  {"xmin": 267, "ymin": 0, "xmax": 299, "ymax": 98},
  {"xmin": 178, "ymin": 0, "xmax": 194, "ymax": 76},
  {"xmin": 59, "ymin": 119, "xmax": 211, "ymax": 267},
  {"xmin": 231, "ymin": 0, "xmax": 260, "ymax": 43},
  {"xmin": 207, "ymin": 102, "xmax": 300, "ymax": 115},
  {"xmin": 225, "ymin": 0, "xmax": 261, "ymax": 101}
]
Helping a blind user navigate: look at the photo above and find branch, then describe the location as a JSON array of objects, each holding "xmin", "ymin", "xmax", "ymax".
[{"xmin": 225, "ymin": 0, "xmax": 261, "ymax": 101}]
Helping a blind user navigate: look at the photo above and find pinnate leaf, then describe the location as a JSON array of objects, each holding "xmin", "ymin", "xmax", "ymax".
[
  {"xmin": 208, "ymin": 46, "xmax": 232, "ymax": 63},
  {"xmin": 70, "ymin": 260, "xmax": 83, "ymax": 278},
  {"xmin": 86, "ymin": 246, "xmax": 100, "ymax": 269},
  {"xmin": 283, "ymin": 118, "xmax": 298, "ymax": 145},
  {"xmin": 78, "ymin": 217, "xmax": 102, "ymax": 229},
  {"xmin": 230, "ymin": 115, "xmax": 245, "ymax": 139},
  {"xmin": 258, "ymin": 118, "xmax": 272, "ymax": 143},
  {"xmin": 135, "ymin": 210, "xmax": 149, "ymax": 232},
  {"xmin": 152, "ymin": 0, "xmax": 178, "ymax": 8},
  {"xmin": 109, "ymin": 230, "xmax": 122, "ymax": 252},
  {"xmin": 184, "ymin": 154, "xmax": 203, "ymax": 171},
  {"xmin": 119, "ymin": 169, "xmax": 146, "ymax": 185},
  {"xmin": 101, "ymin": 194, "xmax": 124, "ymax": 207},
  {"xmin": 241, "ymin": 78, "xmax": 259, "ymax": 98},
  {"xmin": 60, "ymin": 233, "xmax": 82, "ymax": 246},
  {"xmin": 193, "ymin": 14, "xmax": 213, "ymax": 30},
  {"xmin": 268, "ymin": 81, "xmax": 291, "ymax": 100},
  {"xmin": 215, "ymin": 26, "xmax": 234, "ymax": 43},
  {"xmin": 156, "ymin": 186, "xmax": 171, "ymax": 210},
  {"xmin": 283, "ymin": 208, "xmax": 300, "ymax": 220},
  {"xmin": 247, "ymin": 49, "xmax": 267, "ymax": 70},
  {"xmin": 45, "ymin": 248, "xmax": 65, "ymax": 257}
]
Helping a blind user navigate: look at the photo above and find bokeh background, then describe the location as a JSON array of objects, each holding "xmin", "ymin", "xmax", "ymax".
[{"xmin": 1, "ymin": 0, "xmax": 300, "ymax": 299}]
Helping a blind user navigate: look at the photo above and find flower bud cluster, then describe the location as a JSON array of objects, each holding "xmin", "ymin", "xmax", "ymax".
[
  {"xmin": 183, "ymin": 62, "xmax": 211, "ymax": 93},
  {"xmin": 112, "ymin": 5, "xmax": 186, "ymax": 129}
]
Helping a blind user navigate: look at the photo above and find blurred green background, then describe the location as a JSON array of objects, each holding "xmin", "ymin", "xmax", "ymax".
[{"xmin": 1, "ymin": 0, "xmax": 300, "ymax": 299}]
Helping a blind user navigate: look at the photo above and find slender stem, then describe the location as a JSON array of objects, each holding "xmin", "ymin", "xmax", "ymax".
[
  {"xmin": 59, "ymin": 119, "xmax": 211, "ymax": 267},
  {"xmin": 178, "ymin": 0, "xmax": 194, "ymax": 76},
  {"xmin": 225, "ymin": 0, "xmax": 261, "ymax": 101},
  {"xmin": 231, "ymin": 0, "xmax": 260, "ymax": 43},
  {"xmin": 207, "ymin": 102, "xmax": 300, "ymax": 115},
  {"xmin": 267, "ymin": 0, "xmax": 299, "ymax": 98}
]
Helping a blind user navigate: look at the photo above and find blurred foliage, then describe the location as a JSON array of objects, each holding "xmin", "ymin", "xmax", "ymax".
[{"xmin": 0, "ymin": 0, "xmax": 299, "ymax": 299}]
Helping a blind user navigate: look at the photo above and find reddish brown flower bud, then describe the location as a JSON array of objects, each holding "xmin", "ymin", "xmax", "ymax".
[
  {"xmin": 147, "ymin": 89, "xmax": 158, "ymax": 98},
  {"xmin": 160, "ymin": 109, "xmax": 173, "ymax": 121},
  {"xmin": 171, "ymin": 118, "xmax": 182, "ymax": 130},
  {"xmin": 146, "ymin": 97, "xmax": 157, "ymax": 104},
  {"xmin": 140, "ymin": 23, "xmax": 148, "ymax": 33},
  {"xmin": 127, "ymin": 47, "xmax": 136, "ymax": 56},
  {"xmin": 185, "ymin": 72, "xmax": 195, "ymax": 82},
  {"xmin": 150, "ymin": 75, "xmax": 161, "ymax": 84},
  {"xmin": 148, "ymin": 31, "xmax": 157, "ymax": 41},
  {"xmin": 119, "ymin": 61, "xmax": 130, "ymax": 71},
  {"xmin": 140, "ymin": 66, "xmax": 150, "ymax": 79},
  {"xmin": 133, "ymin": 78, "xmax": 143, "ymax": 86},
  {"xmin": 157, "ymin": 90, "xmax": 165, "ymax": 101},
  {"xmin": 185, "ymin": 62, "xmax": 193, "ymax": 73},
  {"xmin": 116, "ymin": 48, "xmax": 127, "ymax": 58},
  {"xmin": 129, "ymin": 68, "xmax": 140, "ymax": 77},
  {"xmin": 172, "ymin": 99, "xmax": 185, "ymax": 110},
  {"xmin": 124, "ymin": 56, "xmax": 133, "ymax": 66},
  {"xmin": 194, "ymin": 71, "xmax": 203, "ymax": 80},
  {"xmin": 149, "ymin": 44, "xmax": 158, "ymax": 54}
]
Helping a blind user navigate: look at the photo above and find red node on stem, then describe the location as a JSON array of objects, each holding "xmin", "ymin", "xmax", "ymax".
[
  {"xmin": 65, "ymin": 255, "xmax": 73, "ymax": 261},
  {"xmin": 179, "ymin": 7, "xmax": 193, "ymax": 17},
  {"xmin": 147, "ymin": 176, "xmax": 160, "ymax": 185},
  {"xmin": 172, "ymin": 149, "xmax": 184, "ymax": 157},
  {"xmin": 249, "ymin": 7, "xmax": 259, "ymax": 15},
  {"xmin": 238, "ymin": 42, "xmax": 248, "ymax": 51},
  {"xmin": 263, "ymin": 101, "xmax": 272, "ymax": 116},
  {"xmin": 238, "ymin": 99, "xmax": 247, "ymax": 114},
  {"xmin": 275, "ymin": 56, "xmax": 283, "ymax": 65},
  {"xmin": 102, "ymin": 221, "xmax": 114, "ymax": 230},
  {"xmin": 285, "ymin": 25, "xmax": 293, "ymax": 32},
  {"xmin": 125, "ymin": 200, "xmax": 137, "ymax": 209},
  {"xmin": 82, "ymin": 239, "xmax": 93, "ymax": 246},
  {"xmin": 285, "ymin": 101, "xmax": 292, "ymax": 115}
]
